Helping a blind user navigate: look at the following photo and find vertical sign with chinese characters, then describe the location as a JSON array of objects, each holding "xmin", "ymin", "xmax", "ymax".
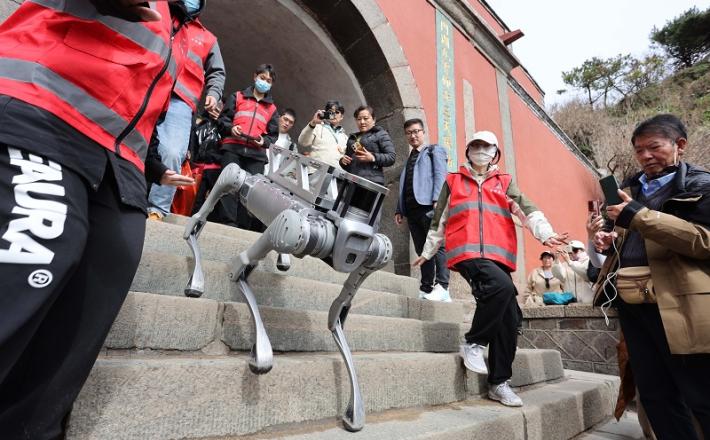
[{"xmin": 436, "ymin": 10, "xmax": 457, "ymax": 171}]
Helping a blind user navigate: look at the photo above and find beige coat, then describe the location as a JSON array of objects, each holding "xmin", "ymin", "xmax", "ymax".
[
  {"xmin": 524, "ymin": 267, "xmax": 565, "ymax": 306},
  {"xmin": 297, "ymin": 123, "xmax": 347, "ymax": 169},
  {"xmin": 595, "ymin": 201, "xmax": 710, "ymax": 354}
]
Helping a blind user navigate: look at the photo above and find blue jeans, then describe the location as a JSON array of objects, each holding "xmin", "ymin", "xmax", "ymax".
[{"xmin": 147, "ymin": 97, "xmax": 193, "ymax": 216}]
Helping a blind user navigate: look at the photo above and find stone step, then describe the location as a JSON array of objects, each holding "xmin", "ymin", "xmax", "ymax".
[
  {"xmin": 132, "ymin": 251, "xmax": 463, "ymax": 323},
  {"xmin": 145, "ymin": 219, "xmax": 420, "ymax": 297},
  {"xmin": 67, "ymin": 350, "xmax": 572, "ymax": 440},
  {"xmin": 228, "ymin": 371, "xmax": 619, "ymax": 440},
  {"xmin": 105, "ymin": 292, "xmax": 461, "ymax": 353}
]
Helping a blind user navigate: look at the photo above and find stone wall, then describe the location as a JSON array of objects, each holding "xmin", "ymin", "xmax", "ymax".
[{"xmin": 518, "ymin": 304, "xmax": 620, "ymax": 375}]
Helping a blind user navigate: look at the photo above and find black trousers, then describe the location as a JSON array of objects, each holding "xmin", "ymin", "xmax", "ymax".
[
  {"xmin": 407, "ymin": 207, "xmax": 449, "ymax": 292},
  {"xmin": 0, "ymin": 144, "xmax": 145, "ymax": 439},
  {"xmin": 456, "ymin": 258, "xmax": 520, "ymax": 385},
  {"xmin": 216, "ymin": 150, "xmax": 265, "ymax": 231},
  {"xmin": 618, "ymin": 302, "xmax": 710, "ymax": 440}
]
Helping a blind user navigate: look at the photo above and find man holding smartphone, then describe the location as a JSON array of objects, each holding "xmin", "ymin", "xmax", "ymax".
[{"xmin": 594, "ymin": 114, "xmax": 710, "ymax": 439}]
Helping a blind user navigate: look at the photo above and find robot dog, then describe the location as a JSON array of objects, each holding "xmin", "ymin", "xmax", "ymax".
[{"xmin": 182, "ymin": 145, "xmax": 392, "ymax": 432}]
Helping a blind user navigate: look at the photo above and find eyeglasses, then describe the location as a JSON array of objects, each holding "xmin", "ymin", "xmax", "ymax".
[{"xmin": 405, "ymin": 129, "xmax": 424, "ymax": 136}]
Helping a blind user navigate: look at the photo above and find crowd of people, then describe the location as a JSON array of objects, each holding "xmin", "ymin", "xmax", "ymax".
[{"xmin": 0, "ymin": 1, "xmax": 707, "ymax": 439}]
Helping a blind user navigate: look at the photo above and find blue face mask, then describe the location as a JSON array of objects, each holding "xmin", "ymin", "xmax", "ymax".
[
  {"xmin": 254, "ymin": 78, "xmax": 271, "ymax": 94},
  {"xmin": 183, "ymin": 0, "xmax": 201, "ymax": 14}
]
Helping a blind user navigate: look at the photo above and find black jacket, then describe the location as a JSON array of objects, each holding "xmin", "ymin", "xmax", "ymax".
[
  {"xmin": 341, "ymin": 125, "xmax": 396, "ymax": 185},
  {"xmin": 216, "ymin": 86, "xmax": 279, "ymax": 162}
]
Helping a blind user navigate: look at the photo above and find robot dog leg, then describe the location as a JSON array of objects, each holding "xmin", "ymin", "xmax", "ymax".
[{"xmin": 328, "ymin": 234, "xmax": 392, "ymax": 432}]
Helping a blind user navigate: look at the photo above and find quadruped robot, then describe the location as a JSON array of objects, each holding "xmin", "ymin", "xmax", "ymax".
[{"xmin": 182, "ymin": 145, "xmax": 392, "ymax": 431}]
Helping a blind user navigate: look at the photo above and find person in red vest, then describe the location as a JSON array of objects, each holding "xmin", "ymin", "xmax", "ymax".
[
  {"xmin": 147, "ymin": 0, "xmax": 225, "ymax": 221},
  {"xmin": 414, "ymin": 130, "xmax": 568, "ymax": 407},
  {"xmin": 0, "ymin": 0, "xmax": 194, "ymax": 437},
  {"xmin": 215, "ymin": 64, "xmax": 280, "ymax": 230}
]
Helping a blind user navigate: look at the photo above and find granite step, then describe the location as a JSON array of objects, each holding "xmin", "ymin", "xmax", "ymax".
[
  {"xmin": 132, "ymin": 251, "xmax": 463, "ymax": 323},
  {"xmin": 67, "ymin": 350, "xmax": 573, "ymax": 440}
]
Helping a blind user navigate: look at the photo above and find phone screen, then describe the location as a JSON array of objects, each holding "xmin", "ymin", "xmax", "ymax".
[{"xmin": 599, "ymin": 175, "xmax": 623, "ymax": 205}]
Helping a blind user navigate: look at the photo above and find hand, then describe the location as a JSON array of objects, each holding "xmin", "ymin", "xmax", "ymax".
[
  {"xmin": 556, "ymin": 249, "xmax": 571, "ymax": 264},
  {"xmin": 593, "ymin": 230, "xmax": 618, "ymax": 251},
  {"xmin": 310, "ymin": 110, "xmax": 324, "ymax": 126},
  {"xmin": 412, "ymin": 256, "xmax": 428, "ymax": 267},
  {"xmin": 354, "ymin": 147, "xmax": 375, "ymax": 163},
  {"xmin": 207, "ymin": 106, "xmax": 221, "ymax": 120},
  {"xmin": 231, "ymin": 125, "xmax": 243, "ymax": 137},
  {"xmin": 160, "ymin": 169, "xmax": 195, "ymax": 187},
  {"xmin": 340, "ymin": 155, "xmax": 352, "ymax": 166},
  {"xmin": 394, "ymin": 213, "xmax": 404, "ymax": 225},
  {"xmin": 606, "ymin": 190, "xmax": 632, "ymax": 221},
  {"xmin": 204, "ymin": 96, "xmax": 218, "ymax": 112},
  {"xmin": 586, "ymin": 213, "xmax": 605, "ymax": 240},
  {"xmin": 91, "ymin": 0, "xmax": 175, "ymax": 22},
  {"xmin": 543, "ymin": 232, "xmax": 569, "ymax": 247},
  {"xmin": 252, "ymin": 135, "xmax": 264, "ymax": 147}
]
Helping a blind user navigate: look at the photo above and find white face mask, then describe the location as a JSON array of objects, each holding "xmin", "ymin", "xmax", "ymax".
[{"xmin": 467, "ymin": 145, "xmax": 497, "ymax": 167}]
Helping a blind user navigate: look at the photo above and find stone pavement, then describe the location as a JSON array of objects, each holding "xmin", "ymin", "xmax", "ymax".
[{"xmin": 577, "ymin": 411, "xmax": 646, "ymax": 439}]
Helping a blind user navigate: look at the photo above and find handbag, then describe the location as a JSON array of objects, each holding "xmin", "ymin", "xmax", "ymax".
[
  {"xmin": 616, "ymin": 266, "xmax": 656, "ymax": 304},
  {"xmin": 542, "ymin": 292, "xmax": 576, "ymax": 305}
]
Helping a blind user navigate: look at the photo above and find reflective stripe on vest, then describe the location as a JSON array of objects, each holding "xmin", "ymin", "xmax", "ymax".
[
  {"xmin": 0, "ymin": 58, "xmax": 149, "ymax": 157},
  {"xmin": 30, "ymin": 0, "xmax": 170, "ymax": 59},
  {"xmin": 448, "ymin": 201, "xmax": 512, "ymax": 219},
  {"xmin": 235, "ymin": 110, "xmax": 267, "ymax": 124},
  {"xmin": 446, "ymin": 244, "xmax": 516, "ymax": 268},
  {"xmin": 187, "ymin": 50, "xmax": 203, "ymax": 68}
]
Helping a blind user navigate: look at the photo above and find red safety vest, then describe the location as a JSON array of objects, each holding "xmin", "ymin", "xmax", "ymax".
[
  {"xmin": 0, "ymin": 0, "xmax": 187, "ymax": 172},
  {"xmin": 444, "ymin": 166, "xmax": 518, "ymax": 271},
  {"xmin": 221, "ymin": 91, "xmax": 276, "ymax": 148},
  {"xmin": 174, "ymin": 19, "xmax": 216, "ymax": 112}
]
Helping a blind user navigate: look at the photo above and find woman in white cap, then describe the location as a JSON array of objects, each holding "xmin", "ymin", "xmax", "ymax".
[{"xmin": 414, "ymin": 130, "xmax": 567, "ymax": 407}]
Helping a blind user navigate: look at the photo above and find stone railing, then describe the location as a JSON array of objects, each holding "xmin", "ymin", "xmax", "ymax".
[{"xmin": 518, "ymin": 304, "xmax": 620, "ymax": 375}]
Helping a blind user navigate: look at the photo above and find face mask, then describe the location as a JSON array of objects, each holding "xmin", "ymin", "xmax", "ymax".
[
  {"xmin": 183, "ymin": 0, "xmax": 200, "ymax": 14},
  {"xmin": 254, "ymin": 78, "xmax": 271, "ymax": 94},
  {"xmin": 467, "ymin": 145, "xmax": 497, "ymax": 166}
]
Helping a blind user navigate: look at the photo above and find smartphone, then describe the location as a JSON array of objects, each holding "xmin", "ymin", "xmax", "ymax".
[
  {"xmin": 599, "ymin": 175, "xmax": 623, "ymax": 205},
  {"xmin": 587, "ymin": 200, "xmax": 601, "ymax": 216}
]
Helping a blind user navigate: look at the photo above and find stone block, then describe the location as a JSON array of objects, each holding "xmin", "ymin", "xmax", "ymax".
[
  {"xmin": 522, "ymin": 305, "xmax": 565, "ymax": 318},
  {"xmin": 593, "ymin": 362, "xmax": 620, "ymax": 376},
  {"xmin": 558, "ymin": 318, "xmax": 589, "ymax": 330},
  {"xmin": 104, "ymin": 292, "xmax": 219, "ymax": 351},
  {"xmin": 588, "ymin": 318, "xmax": 619, "ymax": 331},
  {"xmin": 529, "ymin": 319, "xmax": 558, "ymax": 330},
  {"xmin": 563, "ymin": 359, "xmax": 593, "ymax": 373},
  {"xmin": 220, "ymin": 303, "xmax": 462, "ymax": 353}
]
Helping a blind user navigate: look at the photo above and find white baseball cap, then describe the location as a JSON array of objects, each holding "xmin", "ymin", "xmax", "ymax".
[
  {"xmin": 568, "ymin": 240, "xmax": 585, "ymax": 251},
  {"xmin": 467, "ymin": 130, "xmax": 499, "ymax": 147}
]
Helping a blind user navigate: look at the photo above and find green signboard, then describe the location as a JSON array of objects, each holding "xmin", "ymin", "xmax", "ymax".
[{"xmin": 436, "ymin": 10, "xmax": 457, "ymax": 171}]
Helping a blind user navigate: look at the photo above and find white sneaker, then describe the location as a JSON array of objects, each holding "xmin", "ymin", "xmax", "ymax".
[
  {"xmin": 423, "ymin": 284, "xmax": 452, "ymax": 302},
  {"xmin": 417, "ymin": 289, "xmax": 428, "ymax": 299},
  {"xmin": 459, "ymin": 343, "xmax": 488, "ymax": 374},
  {"xmin": 488, "ymin": 382, "xmax": 523, "ymax": 407}
]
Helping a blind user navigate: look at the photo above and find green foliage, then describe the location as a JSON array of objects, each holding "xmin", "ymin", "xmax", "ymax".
[
  {"xmin": 561, "ymin": 54, "xmax": 669, "ymax": 109},
  {"xmin": 651, "ymin": 7, "xmax": 710, "ymax": 69}
]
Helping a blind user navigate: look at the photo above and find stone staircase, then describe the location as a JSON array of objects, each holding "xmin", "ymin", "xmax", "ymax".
[{"xmin": 66, "ymin": 217, "xmax": 619, "ymax": 439}]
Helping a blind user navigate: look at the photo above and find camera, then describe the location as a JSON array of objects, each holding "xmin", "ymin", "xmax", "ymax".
[{"xmin": 321, "ymin": 108, "xmax": 335, "ymax": 120}]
